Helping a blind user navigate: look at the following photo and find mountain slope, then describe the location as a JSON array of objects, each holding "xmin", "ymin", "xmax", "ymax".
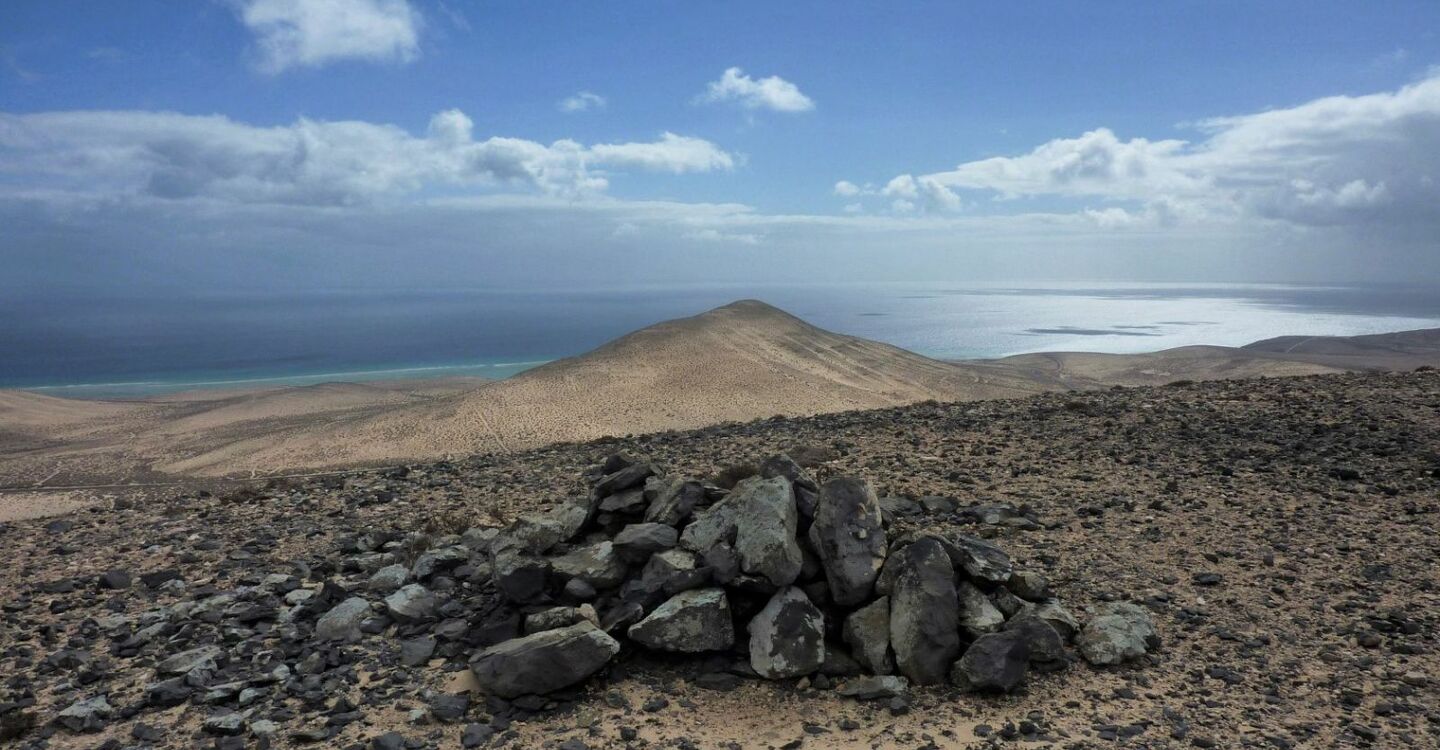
[{"xmin": 158, "ymin": 300, "xmax": 1056, "ymax": 475}]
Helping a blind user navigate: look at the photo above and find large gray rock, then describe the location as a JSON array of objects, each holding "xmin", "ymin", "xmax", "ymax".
[
  {"xmin": 957, "ymin": 580, "xmax": 1005, "ymax": 639},
  {"xmin": 157, "ymin": 645, "xmax": 222, "ymax": 676},
  {"xmin": 1077, "ymin": 602, "xmax": 1159, "ymax": 666},
  {"xmin": 469, "ymin": 621, "xmax": 620, "ymax": 698},
  {"xmin": 942, "ymin": 535, "xmax": 1013, "ymax": 583},
  {"xmin": 677, "ymin": 500, "xmax": 737, "ymax": 553},
  {"xmin": 551, "ymin": 541, "xmax": 627, "ymax": 590},
  {"xmin": 613, "ymin": 523, "xmax": 678, "ymax": 558},
  {"xmin": 807, "ymin": 477, "xmax": 886, "ymax": 606},
  {"xmin": 730, "ymin": 476, "xmax": 803, "ymax": 587},
  {"xmin": 489, "ymin": 536, "xmax": 551, "ymax": 603},
  {"xmin": 368, "ymin": 564, "xmax": 408, "ymax": 594},
  {"xmin": 842, "ymin": 596, "xmax": 893, "ymax": 674},
  {"xmin": 643, "ymin": 476, "xmax": 703, "ymax": 527},
  {"xmin": 315, "ymin": 597, "xmax": 371, "ymax": 641},
  {"xmin": 385, "ymin": 584, "xmax": 438, "ymax": 622},
  {"xmin": 748, "ymin": 586, "xmax": 825, "ymax": 679},
  {"xmin": 594, "ymin": 462, "xmax": 655, "ymax": 497},
  {"xmin": 888, "ymin": 538, "xmax": 960, "ymax": 685},
  {"xmin": 411, "ymin": 545, "xmax": 470, "ymax": 580},
  {"xmin": 759, "ymin": 454, "xmax": 820, "ymax": 519},
  {"xmin": 1004, "ymin": 612, "xmax": 1067, "ymax": 664},
  {"xmin": 54, "ymin": 695, "xmax": 111, "ymax": 733},
  {"xmin": 627, "ymin": 588, "xmax": 734, "ymax": 652},
  {"xmin": 950, "ymin": 630, "xmax": 1031, "ymax": 693},
  {"xmin": 504, "ymin": 508, "xmax": 582, "ymax": 556},
  {"xmin": 599, "ymin": 486, "xmax": 646, "ymax": 514}
]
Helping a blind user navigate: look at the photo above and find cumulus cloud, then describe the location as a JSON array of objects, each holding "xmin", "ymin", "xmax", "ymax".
[
  {"xmin": 881, "ymin": 174, "xmax": 963, "ymax": 213},
  {"xmin": 833, "ymin": 180, "xmax": 861, "ymax": 197},
  {"xmin": 558, "ymin": 91, "xmax": 607, "ymax": 113},
  {"xmin": 0, "ymin": 109, "xmax": 734, "ymax": 204},
  {"xmin": 874, "ymin": 72, "xmax": 1440, "ymax": 229},
  {"xmin": 237, "ymin": 0, "xmax": 422, "ymax": 73},
  {"xmin": 698, "ymin": 67, "xmax": 814, "ymax": 113}
]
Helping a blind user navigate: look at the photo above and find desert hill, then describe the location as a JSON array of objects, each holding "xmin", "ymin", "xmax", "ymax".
[
  {"xmin": 2, "ymin": 300, "xmax": 1438, "ymax": 492},
  {"xmin": 154, "ymin": 300, "xmax": 1058, "ymax": 476}
]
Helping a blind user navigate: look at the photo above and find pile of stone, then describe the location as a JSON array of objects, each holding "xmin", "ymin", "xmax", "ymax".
[{"xmin": 466, "ymin": 453, "xmax": 1158, "ymax": 699}]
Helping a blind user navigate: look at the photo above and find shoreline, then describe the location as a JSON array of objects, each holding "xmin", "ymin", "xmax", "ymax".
[{"xmin": 10, "ymin": 359, "xmax": 553, "ymax": 400}]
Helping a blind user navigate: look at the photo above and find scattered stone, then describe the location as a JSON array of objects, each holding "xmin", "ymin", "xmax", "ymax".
[
  {"xmin": 1077, "ymin": 602, "xmax": 1160, "ymax": 666},
  {"xmin": 54, "ymin": 695, "xmax": 111, "ymax": 733},
  {"xmin": 385, "ymin": 584, "xmax": 438, "ymax": 622},
  {"xmin": 316, "ymin": 597, "xmax": 372, "ymax": 641}
]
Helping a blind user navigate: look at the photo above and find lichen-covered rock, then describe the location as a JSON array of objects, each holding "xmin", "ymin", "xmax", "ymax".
[
  {"xmin": 1077, "ymin": 602, "xmax": 1159, "ymax": 665},
  {"xmin": 469, "ymin": 621, "xmax": 620, "ymax": 698},
  {"xmin": 316, "ymin": 595, "xmax": 374, "ymax": 636},
  {"xmin": 730, "ymin": 475, "xmax": 803, "ymax": 587},
  {"xmin": 888, "ymin": 538, "xmax": 959, "ymax": 685},
  {"xmin": 748, "ymin": 586, "xmax": 825, "ymax": 679},
  {"xmin": 385, "ymin": 584, "xmax": 438, "ymax": 622},
  {"xmin": 627, "ymin": 588, "xmax": 734, "ymax": 652},
  {"xmin": 551, "ymin": 541, "xmax": 627, "ymax": 590},
  {"xmin": 808, "ymin": 476, "xmax": 886, "ymax": 605}
]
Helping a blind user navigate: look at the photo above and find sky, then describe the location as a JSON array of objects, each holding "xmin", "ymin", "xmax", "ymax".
[{"xmin": 2, "ymin": 0, "xmax": 1439, "ymax": 295}]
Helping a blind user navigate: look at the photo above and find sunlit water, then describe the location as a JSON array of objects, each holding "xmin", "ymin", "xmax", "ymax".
[{"xmin": 5, "ymin": 282, "xmax": 1439, "ymax": 399}]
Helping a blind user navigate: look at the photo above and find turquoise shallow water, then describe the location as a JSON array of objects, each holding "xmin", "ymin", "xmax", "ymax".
[{"xmin": 6, "ymin": 281, "xmax": 1440, "ymax": 399}]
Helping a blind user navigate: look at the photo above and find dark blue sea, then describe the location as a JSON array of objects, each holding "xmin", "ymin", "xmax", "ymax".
[{"xmin": 5, "ymin": 282, "xmax": 1440, "ymax": 399}]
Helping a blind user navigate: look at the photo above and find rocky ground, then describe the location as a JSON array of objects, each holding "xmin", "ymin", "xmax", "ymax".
[{"xmin": 1, "ymin": 370, "xmax": 1437, "ymax": 749}]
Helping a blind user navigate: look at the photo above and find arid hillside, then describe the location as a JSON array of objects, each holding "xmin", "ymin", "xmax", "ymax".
[{"xmin": 2, "ymin": 300, "xmax": 1438, "ymax": 494}]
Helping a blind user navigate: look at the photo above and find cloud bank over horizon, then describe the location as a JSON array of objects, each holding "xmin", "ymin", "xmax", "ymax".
[{"xmin": 1, "ymin": 11, "xmax": 1438, "ymax": 292}]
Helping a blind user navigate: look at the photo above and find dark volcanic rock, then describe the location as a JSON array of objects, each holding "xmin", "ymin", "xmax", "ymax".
[
  {"xmin": 808, "ymin": 476, "xmax": 886, "ymax": 606},
  {"xmin": 951, "ymin": 630, "xmax": 1031, "ymax": 693},
  {"xmin": 888, "ymin": 538, "xmax": 960, "ymax": 685},
  {"xmin": 469, "ymin": 621, "xmax": 620, "ymax": 698}
]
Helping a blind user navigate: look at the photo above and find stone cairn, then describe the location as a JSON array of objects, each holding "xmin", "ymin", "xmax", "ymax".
[{"xmin": 464, "ymin": 452, "xmax": 1159, "ymax": 700}]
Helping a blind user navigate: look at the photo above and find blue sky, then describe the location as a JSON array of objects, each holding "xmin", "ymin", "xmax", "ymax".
[{"xmin": 2, "ymin": 1, "xmax": 1439, "ymax": 292}]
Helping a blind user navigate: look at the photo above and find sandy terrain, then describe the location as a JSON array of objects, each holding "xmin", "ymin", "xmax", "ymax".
[{"xmin": 2, "ymin": 300, "xmax": 1438, "ymax": 495}]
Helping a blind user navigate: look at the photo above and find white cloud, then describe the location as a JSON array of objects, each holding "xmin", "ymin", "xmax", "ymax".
[
  {"xmin": 238, "ymin": 0, "xmax": 422, "ymax": 73},
  {"xmin": 876, "ymin": 72, "xmax": 1440, "ymax": 229},
  {"xmin": 698, "ymin": 67, "xmax": 814, "ymax": 113},
  {"xmin": 0, "ymin": 109, "xmax": 734, "ymax": 204},
  {"xmin": 589, "ymin": 132, "xmax": 734, "ymax": 174},
  {"xmin": 833, "ymin": 180, "xmax": 861, "ymax": 197},
  {"xmin": 559, "ymin": 91, "xmax": 607, "ymax": 113},
  {"xmin": 881, "ymin": 174, "xmax": 963, "ymax": 213}
]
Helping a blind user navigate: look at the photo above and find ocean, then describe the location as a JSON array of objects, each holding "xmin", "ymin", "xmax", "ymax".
[{"xmin": 6, "ymin": 282, "xmax": 1440, "ymax": 399}]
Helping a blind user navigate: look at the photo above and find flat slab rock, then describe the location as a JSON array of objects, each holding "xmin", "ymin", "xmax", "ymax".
[{"xmin": 469, "ymin": 621, "xmax": 621, "ymax": 698}]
